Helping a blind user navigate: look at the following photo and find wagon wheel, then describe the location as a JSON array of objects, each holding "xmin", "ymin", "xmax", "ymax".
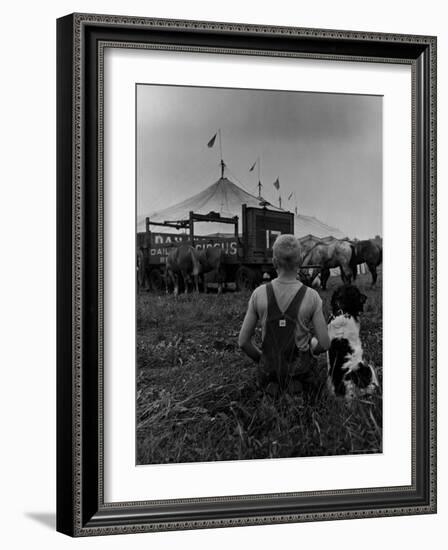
[
  {"xmin": 149, "ymin": 268, "xmax": 165, "ymax": 291},
  {"xmin": 235, "ymin": 266, "xmax": 255, "ymax": 291}
]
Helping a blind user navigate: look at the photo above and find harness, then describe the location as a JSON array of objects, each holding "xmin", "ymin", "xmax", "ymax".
[{"xmin": 261, "ymin": 283, "xmax": 308, "ymax": 385}]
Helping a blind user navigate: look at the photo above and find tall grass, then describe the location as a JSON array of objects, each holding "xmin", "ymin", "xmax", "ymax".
[{"xmin": 136, "ymin": 272, "xmax": 382, "ymax": 464}]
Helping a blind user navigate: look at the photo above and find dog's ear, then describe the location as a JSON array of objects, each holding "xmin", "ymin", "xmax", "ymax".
[{"xmin": 331, "ymin": 286, "xmax": 344, "ymax": 312}]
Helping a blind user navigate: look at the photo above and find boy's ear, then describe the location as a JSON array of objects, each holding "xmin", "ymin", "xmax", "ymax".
[
  {"xmin": 272, "ymin": 257, "xmax": 278, "ymax": 269},
  {"xmin": 360, "ymin": 293, "xmax": 367, "ymax": 304}
]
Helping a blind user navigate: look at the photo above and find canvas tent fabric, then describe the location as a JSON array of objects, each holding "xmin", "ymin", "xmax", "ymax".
[
  {"xmin": 137, "ymin": 177, "xmax": 283, "ymax": 235},
  {"xmin": 137, "ymin": 176, "xmax": 346, "ymax": 239},
  {"xmin": 294, "ymin": 214, "xmax": 347, "ymax": 240}
]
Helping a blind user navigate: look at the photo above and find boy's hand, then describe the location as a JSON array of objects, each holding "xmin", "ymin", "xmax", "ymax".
[
  {"xmin": 309, "ymin": 336, "xmax": 322, "ymax": 358},
  {"xmin": 310, "ymin": 336, "xmax": 330, "ymax": 356}
]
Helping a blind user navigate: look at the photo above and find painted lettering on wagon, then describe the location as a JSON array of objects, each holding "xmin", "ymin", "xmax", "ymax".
[{"xmin": 149, "ymin": 233, "xmax": 238, "ymax": 258}]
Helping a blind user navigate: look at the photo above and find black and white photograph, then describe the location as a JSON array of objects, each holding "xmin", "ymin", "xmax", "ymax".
[
  {"xmin": 136, "ymin": 83, "xmax": 383, "ymax": 465},
  {"xmin": 1, "ymin": 0, "xmax": 441, "ymax": 544}
]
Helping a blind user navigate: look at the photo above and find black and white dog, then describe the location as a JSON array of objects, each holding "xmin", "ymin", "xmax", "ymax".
[{"xmin": 327, "ymin": 285, "xmax": 379, "ymax": 400}]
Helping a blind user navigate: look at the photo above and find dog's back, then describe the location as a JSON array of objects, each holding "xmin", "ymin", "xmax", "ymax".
[{"xmin": 327, "ymin": 285, "xmax": 378, "ymax": 399}]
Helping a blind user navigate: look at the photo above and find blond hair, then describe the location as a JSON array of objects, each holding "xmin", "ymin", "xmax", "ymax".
[{"xmin": 272, "ymin": 234, "xmax": 302, "ymax": 271}]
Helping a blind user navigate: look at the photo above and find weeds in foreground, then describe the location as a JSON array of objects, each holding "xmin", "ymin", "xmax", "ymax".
[
  {"xmin": 136, "ymin": 272, "xmax": 382, "ymax": 464},
  {"xmin": 137, "ymin": 377, "xmax": 382, "ymax": 464}
]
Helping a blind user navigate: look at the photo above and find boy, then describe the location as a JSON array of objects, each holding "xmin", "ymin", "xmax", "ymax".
[{"xmin": 238, "ymin": 234, "xmax": 330, "ymax": 395}]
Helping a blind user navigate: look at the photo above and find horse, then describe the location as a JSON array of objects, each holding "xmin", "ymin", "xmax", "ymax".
[
  {"xmin": 299, "ymin": 240, "xmax": 355, "ymax": 290},
  {"xmin": 195, "ymin": 245, "xmax": 226, "ymax": 294},
  {"xmin": 136, "ymin": 246, "xmax": 149, "ymax": 292},
  {"xmin": 166, "ymin": 243, "xmax": 201, "ymax": 296},
  {"xmin": 350, "ymin": 239, "xmax": 382, "ymax": 286},
  {"xmin": 166, "ymin": 242, "xmax": 226, "ymax": 296}
]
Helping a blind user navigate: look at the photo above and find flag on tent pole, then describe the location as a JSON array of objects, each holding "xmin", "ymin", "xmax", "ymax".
[
  {"xmin": 207, "ymin": 133, "xmax": 217, "ymax": 148},
  {"xmin": 273, "ymin": 177, "xmax": 280, "ymax": 190},
  {"xmin": 287, "ymin": 192, "xmax": 293, "ymax": 201},
  {"xmin": 249, "ymin": 160, "xmax": 257, "ymax": 172}
]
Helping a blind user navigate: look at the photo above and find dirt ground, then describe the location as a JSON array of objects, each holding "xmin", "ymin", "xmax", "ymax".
[{"xmin": 136, "ymin": 270, "xmax": 382, "ymax": 464}]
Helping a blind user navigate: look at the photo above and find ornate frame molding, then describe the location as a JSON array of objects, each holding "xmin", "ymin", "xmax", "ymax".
[{"xmin": 57, "ymin": 13, "xmax": 437, "ymax": 537}]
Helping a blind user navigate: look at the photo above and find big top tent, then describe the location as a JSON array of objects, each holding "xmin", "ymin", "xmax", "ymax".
[{"xmin": 137, "ymin": 176, "xmax": 346, "ymax": 240}]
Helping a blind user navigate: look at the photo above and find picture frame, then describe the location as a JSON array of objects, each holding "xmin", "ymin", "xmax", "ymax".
[{"xmin": 56, "ymin": 13, "xmax": 437, "ymax": 537}]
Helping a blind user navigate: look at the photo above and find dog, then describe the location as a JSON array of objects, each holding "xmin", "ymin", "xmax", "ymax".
[{"xmin": 327, "ymin": 284, "xmax": 379, "ymax": 400}]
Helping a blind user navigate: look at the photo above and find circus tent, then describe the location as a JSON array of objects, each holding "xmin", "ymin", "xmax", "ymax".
[
  {"xmin": 137, "ymin": 176, "xmax": 346, "ymax": 239},
  {"xmin": 294, "ymin": 213, "xmax": 347, "ymax": 240},
  {"xmin": 136, "ymin": 176, "xmax": 282, "ymax": 235}
]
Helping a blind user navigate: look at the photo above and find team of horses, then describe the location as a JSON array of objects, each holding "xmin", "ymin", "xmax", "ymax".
[
  {"xmin": 138, "ymin": 237, "xmax": 382, "ymax": 295},
  {"xmin": 165, "ymin": 243, "xmax": 225, "ymax": 296},
  {"xmin": 299, "ymin": 238, "xmax": 382, "ymax": 290}
]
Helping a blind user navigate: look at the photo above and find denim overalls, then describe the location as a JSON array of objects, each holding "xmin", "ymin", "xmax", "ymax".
[{"xmin": 259, "ymin": 283, "xmax": 320, "ymax": 394}]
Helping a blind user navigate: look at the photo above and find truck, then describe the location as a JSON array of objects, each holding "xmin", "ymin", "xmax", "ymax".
[{"xmin": 137, "ymin": 203, "xmax": 295, "ymax": 291}]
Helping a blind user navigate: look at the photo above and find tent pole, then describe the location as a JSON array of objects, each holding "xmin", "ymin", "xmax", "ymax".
[
  {"xmin": 218, "ymin": 128, "xmax": 223, "ymax": 158},
  {"xmin": 218, "ymin": 128, "xmax": 226, "ymax": 179},
  {"xmin": 218, "ymin": 129, "xmax": 224, "ymax": 178}
]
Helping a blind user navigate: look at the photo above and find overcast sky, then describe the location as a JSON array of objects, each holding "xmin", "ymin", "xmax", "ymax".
[{"xmin": 137, "ymin": 84, "xmax": 382, "ymax": 239}]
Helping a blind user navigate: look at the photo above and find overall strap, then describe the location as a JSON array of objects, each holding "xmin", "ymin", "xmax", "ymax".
[
  {"xmin": 265, "ymin": 282, "xmax": 282, "ymax": 317},
  {"xmin": 284, "ymin": 284, "xmax": 308, "ymax": 318}
]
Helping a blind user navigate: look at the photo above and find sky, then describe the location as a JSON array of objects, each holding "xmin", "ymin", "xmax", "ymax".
[{"xmin": 136, "ymin": 84, "xmax": 382, "ymax": 239}]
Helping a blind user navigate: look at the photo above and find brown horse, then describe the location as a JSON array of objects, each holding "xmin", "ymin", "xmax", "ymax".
[
  {"xmin": 300, "ymin": 240, "xmax": 355, "ymax": 290},
  {"xmin": 195, "ymin": 245, "xmax": 226, "ymax": 294},
  {"xmin": 350, "ymin": 240, "xmax": 382, "ymax": 286},
  {"xmin": 166, "ymin": 243, "xmax": 201, "ymax": 296},
  {"xmin": 166, "ymin": 243, "xmax": 226, "ymax": 295},
  {"xmin": 136, "ymin": 246, "xmax": 149, "ymax": 292}
]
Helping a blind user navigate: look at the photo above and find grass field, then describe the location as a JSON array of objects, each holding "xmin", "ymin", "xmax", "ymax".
[{"xmin": 136, "ymin": 271, "xmax": 382, "ymax": 464}]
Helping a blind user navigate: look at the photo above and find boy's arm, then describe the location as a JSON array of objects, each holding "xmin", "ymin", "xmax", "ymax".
[
  {"xmin": 311, "ymin": 303, "xmax": 330, "ymax": 354},
  {"xmin": 238, "ymin": 303, "xmax": 262, "ymax": 363}
]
